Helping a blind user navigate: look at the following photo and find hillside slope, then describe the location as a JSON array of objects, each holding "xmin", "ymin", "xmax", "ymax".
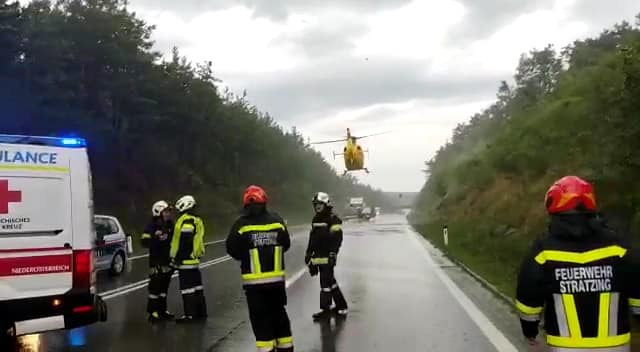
[
  {"xmin": 0, "ymin": 0, "xmax": 389, "ymax": 231},
  {"xmin": 410, "ymin": 13, "xmax": 640, "ymax": 305},
  {"xmin": 411, "ymin": 16, "xmax": 640, "ymax": 345}
]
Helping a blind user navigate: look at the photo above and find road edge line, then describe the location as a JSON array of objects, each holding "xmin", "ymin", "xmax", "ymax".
[{"xmin": 410, "ymin": 230, "xmax": 519, "ymax": 352}]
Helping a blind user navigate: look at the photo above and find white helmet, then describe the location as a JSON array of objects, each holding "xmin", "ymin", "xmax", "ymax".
[
  {"xmin": 176, "ymin": 195, "xmax": 196, "ymax": 212},
  {"xmin": 312, "ymin": 192, "xmax": 331, "ymax": 206},
  {"xmin": 152, "ymin": 200, "xmax": 169, "ymax": 217}
]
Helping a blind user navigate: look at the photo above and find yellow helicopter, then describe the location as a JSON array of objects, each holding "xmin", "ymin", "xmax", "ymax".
[{"xmin": 311, "ymin": 128, "xmax": 386, "ymax": 175}]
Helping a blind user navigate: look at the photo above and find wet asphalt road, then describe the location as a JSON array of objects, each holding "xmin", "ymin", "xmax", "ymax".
[{"xmin": 11, "ymin": 214, "xmax": 527, "ymax": 352}]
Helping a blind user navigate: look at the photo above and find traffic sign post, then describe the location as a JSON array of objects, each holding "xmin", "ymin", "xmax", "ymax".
[{"xmin": 443, "ymin": 225, "xmax": 449, "ymax": 247}]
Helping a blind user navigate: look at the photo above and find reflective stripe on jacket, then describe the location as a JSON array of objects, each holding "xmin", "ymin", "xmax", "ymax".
[
  {"xmin": 306, "ymin": 212, "xmax": 343, "ymax": 264},
  {"xmin": 226, "ymin": 210, "xmax": 291, "ymax": 286}
]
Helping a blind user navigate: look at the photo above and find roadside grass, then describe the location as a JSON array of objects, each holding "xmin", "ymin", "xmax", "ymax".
[
  {"xmin": 412, "ymin": 221, "xmax": 529, "ymax": 297},
  {"xmin": 412, "ymin": 221, "xmax": 640, "ymax": 348}
]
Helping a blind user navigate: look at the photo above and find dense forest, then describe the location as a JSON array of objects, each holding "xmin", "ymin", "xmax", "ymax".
[
  {"xmin": 410, "ymin": 14, "xmax": 640, "ymax": 299},
  {"xmin": 0, "ymin": 0, "xmax": 390, "ymax": 232}
]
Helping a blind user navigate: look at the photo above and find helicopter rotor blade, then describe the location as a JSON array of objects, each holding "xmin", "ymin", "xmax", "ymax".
[
  {"xmin": 310, "ymin": 138, "xmax": 348, "ymax": 145},
  {"xmin": 353, "ymin": 131, "xmax": 391, "ymax": 139}
]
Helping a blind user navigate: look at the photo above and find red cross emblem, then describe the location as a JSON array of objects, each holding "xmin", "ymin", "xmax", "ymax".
[{"xmin": 0, "ymin": 180, "xmax": 22, "ymax": 214}]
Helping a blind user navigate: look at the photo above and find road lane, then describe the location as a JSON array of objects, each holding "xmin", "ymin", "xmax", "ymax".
[
  {"xmin": 211, "ymin": 214, "xmax": 520, "ymax": 351},
  {"xmin": 11, "ymin": 227, "xmax": 311, "ymax": 352},
  {"xmin": 10, "ymin": 216, "xmax": 526, "ymax": 352}
]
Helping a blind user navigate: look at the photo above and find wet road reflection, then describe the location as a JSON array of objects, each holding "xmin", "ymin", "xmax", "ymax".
[
  {"xmin": 7, "ymin": 217, "xmax": 522, "ymax": 351},
  {"xmin": 319, "ymin": 317, "xmax": 346, "ymax": 352}
]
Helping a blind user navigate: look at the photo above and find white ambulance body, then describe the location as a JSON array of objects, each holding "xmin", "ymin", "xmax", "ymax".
[{"xmin": 0, "ymin": 135, "xmax": 106, "ymax": 337}]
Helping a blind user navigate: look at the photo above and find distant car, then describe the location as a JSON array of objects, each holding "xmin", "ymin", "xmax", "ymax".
[
  {"xmin": 361, "ymin": 207, "xmax": 372, "ymax": 220},
  {"xmin": 94, "ymin": 215, "xmax": 130, "ymax": 276}
]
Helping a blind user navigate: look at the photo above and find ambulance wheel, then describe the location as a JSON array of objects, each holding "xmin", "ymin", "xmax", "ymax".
[
  {"xmin": 1, "ymin": 323, "xmax": 16, "ymax": 350},
  {"xmin": 109, "ymin": 251, "xmax": 125, "ymax": 276},
  {"xmin": 97, "ymin": 296, "xmax": 108, "ymax": 322}
]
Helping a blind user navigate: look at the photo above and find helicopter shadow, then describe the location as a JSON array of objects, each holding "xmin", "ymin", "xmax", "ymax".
[{"xmin": 318, "ymin": 317, "xmax": 346, "ymax": 352}]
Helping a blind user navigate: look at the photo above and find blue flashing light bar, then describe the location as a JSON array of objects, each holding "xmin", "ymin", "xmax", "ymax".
[
  {"xmin": 61, "ymin": 138, "xmax": 83, "ymax": 146},
  {"xmin": 0, "ymin": 134, "xmax": 87, "ymax": 148}
]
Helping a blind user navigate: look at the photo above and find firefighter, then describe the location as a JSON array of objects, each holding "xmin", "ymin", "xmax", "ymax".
[
  {"xmin": 226, "ymin": 185, "xmax": 294, "ymax": 352},
  {"xmin": 305, "ymin": 192, "xmax": 348, "ymax": 321},
  {"xmin": 170, "ymin": 195, "xmax": 207, "ymax": 323},
  {"xmin": 516, "ymin": 176, "xmax": 640, "ymax": 351},
  {"xmin": 141, "ymin": 200, "xmax": 175, "ymax": 322}
]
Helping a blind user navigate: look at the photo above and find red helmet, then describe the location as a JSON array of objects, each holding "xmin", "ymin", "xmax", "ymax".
[
  {"xmin": 243, "ymin": 185, "xmax": 267, "ymax": 206},
  {"xmin": 545, "ymin": 176, "xmax": 596, "ymax": 214}
]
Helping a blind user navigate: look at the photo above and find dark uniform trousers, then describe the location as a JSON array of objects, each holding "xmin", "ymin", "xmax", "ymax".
[
  {"xmin": 172, "ymin": 213, "xmax": 207, "ymax": 318},
  {"xmin": 178, "ymin": 265, "xmax": 207, "ymax": 318},
  {"xmin": 246, "ymin": 284, "xmax": 293, "ymax": 352},
  {"xmin": 147, "ymin": 265, "xmax": 174, "ymax": 314},
  {"xmin": 319, "ymin": 265, "xmax": 347, "ymax": 311}
]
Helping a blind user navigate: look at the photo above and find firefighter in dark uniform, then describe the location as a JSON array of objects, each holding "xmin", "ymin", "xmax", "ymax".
[
  {"xmin": 516, "ymin": 176, "xmax": 640, "ymax": 351},
  {"xmin": 306, "ymin": 192, "xmax": 348, "ymax": 321},
  {"xmin": 170, "ymin": 195, "xmax": 207, "ymax": 323},
  {"xmin": 141, "ymin": 200, "xmax": 175, "ymax": 322},
  {"xmin": 226, "ymin": 185, "xmax": 294, "ymax": 352}
]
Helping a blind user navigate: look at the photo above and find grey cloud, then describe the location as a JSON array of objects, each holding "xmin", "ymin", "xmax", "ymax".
[
  {"xmin": 130, "ymin": 0, "xmax": 412, "ymax": 21},
  {"xmin": 446, "ymin": 0, "xmax": 555, "ymax": 45},
  {"xmin": 569, "ymin": 0, "xmax": 639, "ymax": 30},
  {"xmin": 273, "ymin": 20, "xmax": 368, "ymax": 57},
  {"xmin": 223, "ymin": 56, "xmax": 500, "ymax": 122}
]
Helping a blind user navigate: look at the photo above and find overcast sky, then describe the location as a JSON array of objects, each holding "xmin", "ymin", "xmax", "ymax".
[{"xmin": 128, "ymin": 0, "xmax": 638, "ymax": 192}]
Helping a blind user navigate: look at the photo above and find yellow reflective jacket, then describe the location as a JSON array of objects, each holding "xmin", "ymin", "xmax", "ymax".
[{"xmin": 170, "ymin": 213, "xmax": 205, "ymax": 266}]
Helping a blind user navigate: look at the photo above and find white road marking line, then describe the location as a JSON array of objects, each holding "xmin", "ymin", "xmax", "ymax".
[
  {"xmin": 105, "ymin": 233, "xmax": 305, "ymax": 299},
  {"xmin": 285, "ymin": 267, "xmax": 307, "ymax": 288},
  {"xmin": 127, "ymin": 239, "xmax": 226, "ymax": 261},
  {"xmin": 205, "ymin": 239, "xmax": 226, "ymax": 246},
  {"xmin": 127, "ymin": 227, "xmax": 306, "ymax": 262},
  {"xmin": 127, "ymin": 254, "xmax": 148, "ymax": 261},
  {"xmin": 101, "ymin": 256, "xmax": 232, "ymax": 300},
  {"xmin": 410, "ymin": 230, "xmax": 519, "ymax": 352}
]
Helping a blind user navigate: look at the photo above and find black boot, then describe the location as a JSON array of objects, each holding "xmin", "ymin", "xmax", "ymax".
[
  {"xmin": 312, "ymin": 309, "xmax": 332, "ymax": 321},
  {"xmin": 331, "ymin": 285, "xmax": 348, "ymax": 315},
  {"xmin": 158, "ymin": 296, "xmax": 174, "ymax": 320},
  {"xmin": 195, "ymin": 291, "xmax": 208, "ymax": 318}
]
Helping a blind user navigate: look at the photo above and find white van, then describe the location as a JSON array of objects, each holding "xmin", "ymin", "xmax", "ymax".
[{"xmin": 0, "ymin": 134, "xmax": 107, "ymax": 338}]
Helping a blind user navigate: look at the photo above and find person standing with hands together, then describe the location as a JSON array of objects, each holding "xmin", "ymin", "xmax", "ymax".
[{"xmin": 141, "ymin": 200, "xmax": 175, "ymax": 322}]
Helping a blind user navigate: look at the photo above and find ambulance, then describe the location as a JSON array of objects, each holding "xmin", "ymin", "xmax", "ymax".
[{"xmin": 0, "ymin": 135, "xmax": 107, "ymax": 338}]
